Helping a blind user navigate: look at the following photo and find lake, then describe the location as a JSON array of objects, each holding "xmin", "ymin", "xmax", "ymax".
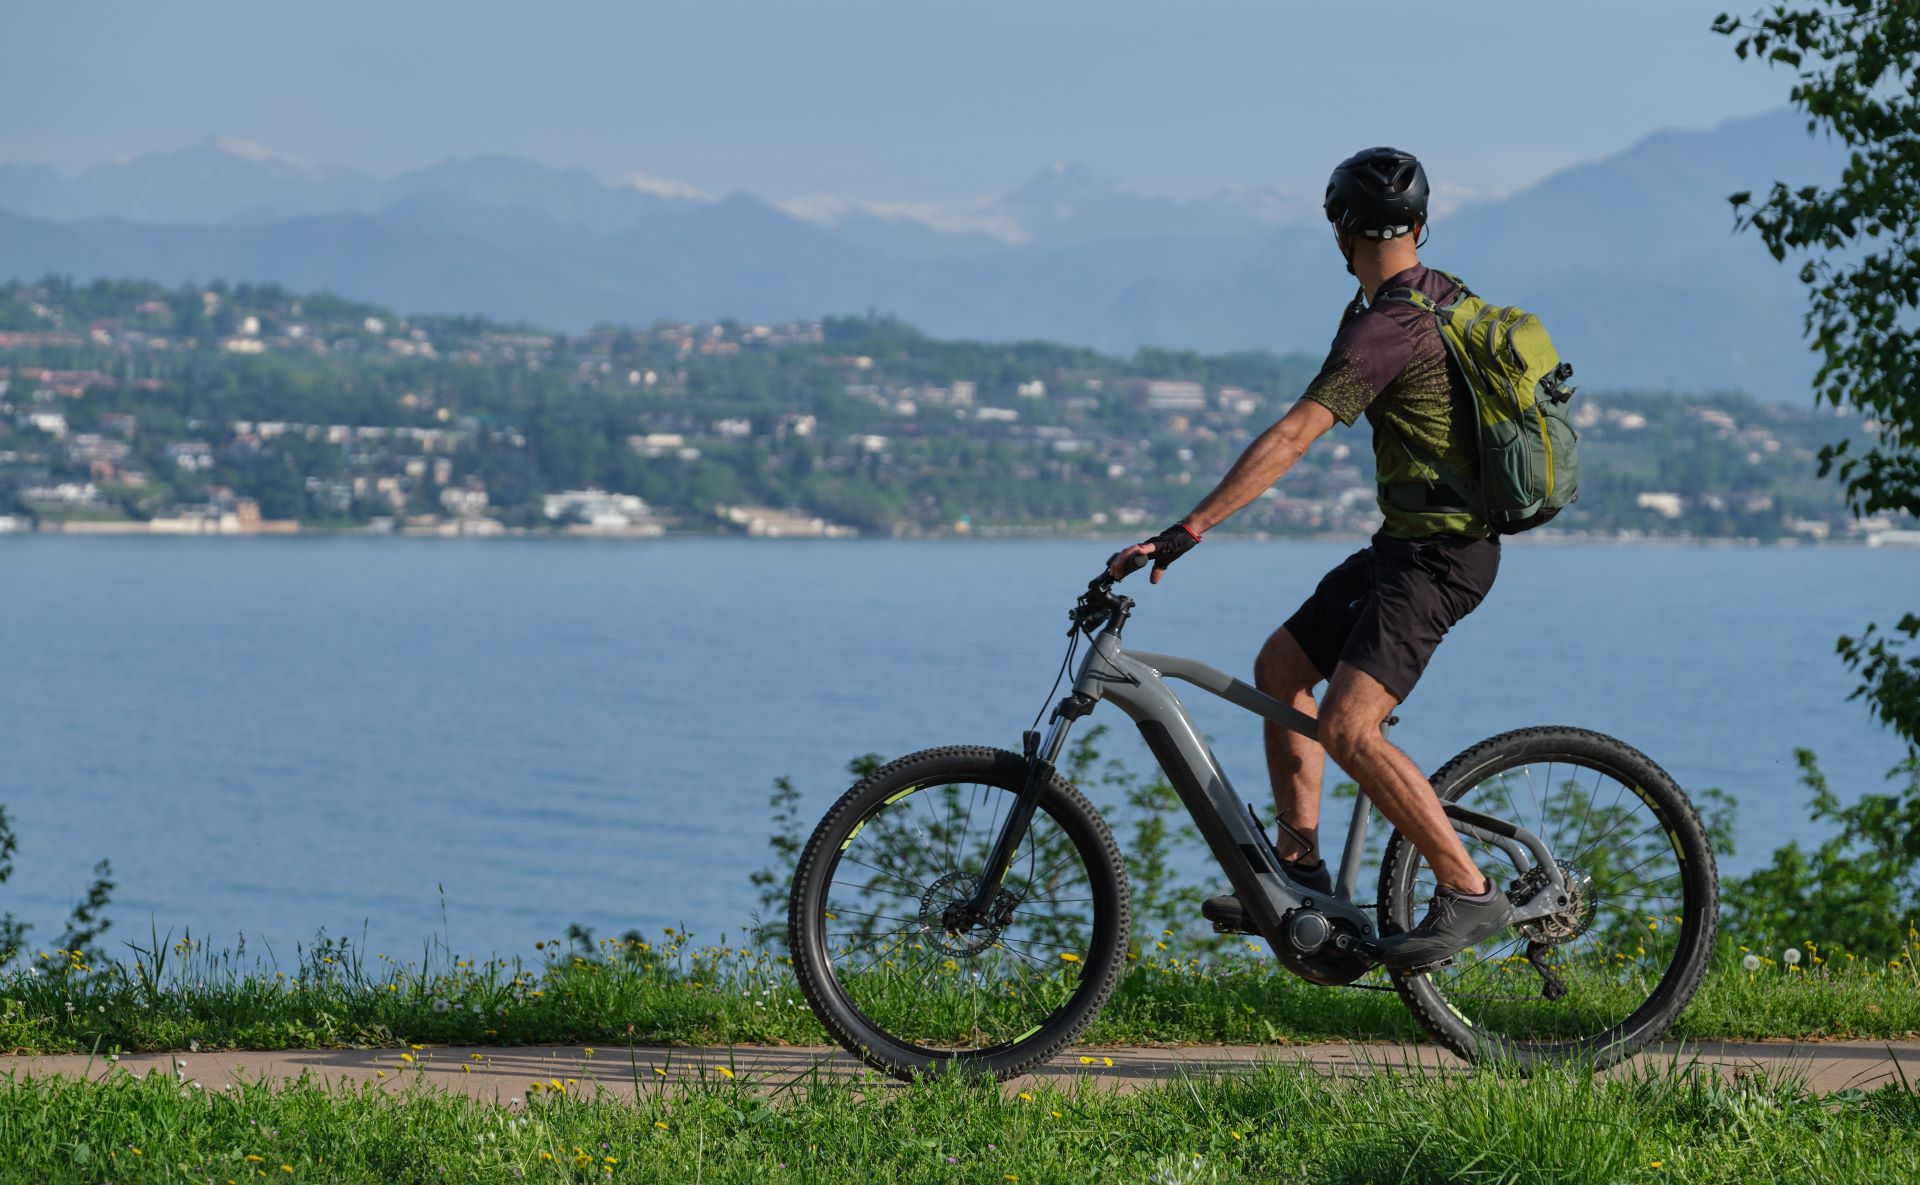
[{"xmin": 2, "ymin": 536, "xmax": 1914, "ymax": 963}]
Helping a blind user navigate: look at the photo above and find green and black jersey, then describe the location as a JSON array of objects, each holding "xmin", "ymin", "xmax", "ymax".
[{"xmin": 1302, "ymin": 264, "xmax": 1487, "ymax": 539}]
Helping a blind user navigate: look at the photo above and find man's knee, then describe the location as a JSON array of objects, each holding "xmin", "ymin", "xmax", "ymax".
[
  {"xmin": 1317, "ymin": 707, "xmax": 1374, "ymax": 767},
  {"xmin": 1318, "ymin": 664, "xmax": 1399, "ymax": 766},
  {"xmin": 1254, "ymin": 628, "xmax": 1322, "ymax": 700}
]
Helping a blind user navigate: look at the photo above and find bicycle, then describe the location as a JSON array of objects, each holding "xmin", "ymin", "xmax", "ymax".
[{"xmin": 788, "ymin": 563, "xmax": 1720, "ymax": 1081}]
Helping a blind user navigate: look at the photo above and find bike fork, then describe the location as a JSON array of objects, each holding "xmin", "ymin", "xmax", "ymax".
[{"xmin": 954, "ymin": 708, "xmax": 1081, "ymax": 925}]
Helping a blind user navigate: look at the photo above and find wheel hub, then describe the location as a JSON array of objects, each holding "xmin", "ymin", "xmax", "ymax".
[
  {"xmin": 922, "ymin": 871, "xmax": 1021, "ymax": 957},
  {"xmin": 1510, "ymin": 859, "xmax": 1595, "ymax": 946}
]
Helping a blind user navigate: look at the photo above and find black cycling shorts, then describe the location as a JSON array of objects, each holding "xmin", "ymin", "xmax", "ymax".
[{"xmin": 1281, "ymin": 530, "xmax": 1500, "ymax": 703}]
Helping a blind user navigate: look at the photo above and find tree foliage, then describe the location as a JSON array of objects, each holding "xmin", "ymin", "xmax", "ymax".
[
  {"xmin": 1723, "ymin": 749, "xmax": 1920, "ymax": 957},
  {"xmin": 1716, "ymin": 2, "xmax": 1920, "ymax": 748}
]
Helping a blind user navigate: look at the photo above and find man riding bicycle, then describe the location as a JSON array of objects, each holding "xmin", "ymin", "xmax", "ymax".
[{"xmin": 1107, "ymin": 146, "xmax": 1511, "ymax": 972}]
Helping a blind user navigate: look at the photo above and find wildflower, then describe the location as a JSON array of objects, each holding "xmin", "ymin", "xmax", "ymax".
[
  {"xmin": 431, "ymin": 999, "xmax": 450, "ymax": 1013},
  {"xmin": 1050, "ymin": 1110, "xmax": 1063, "ymax": 1119},
  {"xmin": 1079, "ymin": 1056, "xmax": 1094, "ymax": 1065},
  {"xmin": 654, "ymin": 1121, "xmax": 668, "ymax": 1130},
  {"xmin": 575, "ymin": 1153, "xmax": 593, "ymax": 1167},
  {"xmin": 1742, "ymin": 954, "xmax": 1761, "ymax": 972},
  {"xmin": 540, "ymin": 1152, "xmax": 553, "ymax": 1161},
  {"xmin": 584, "ymin": 1047, "xmax": 595, "ymax": 1056},
  {"xmin": 528, "ymin": 1082, "xmax": 543, "ymax": 1094},
  {"xmin": 1059, "ymin": 952, "xmax": 1080, "ymax": 963},
  {"xmin": 376, "ymin": 1071, "xmax": 386, "ymax": 1079},
  {"xmin": 281, "ymin": 1166, "xmax": 293, "ymax": 1174},
  {"xmin": 1783, "ymin": 948, "xmax": 1802, "ymax": 966},
  {"xmin": 653, "ymin": 1067, "xmax": 666, "ymax": 1077},
  {"xmin": 400, "ymin": 1054, "xmax": 414, "ymax": 1064},
  {"xmin": 1230, "ymin": 1131, "xmax": 1243, "ymax": 1140},
  {"xmin": 1102, "ymin": 1056, "xmax": 1114, "ymax": 1067},
  {"xmin": 1650, "ymin": 1161, "xmax": 1663, "ymax": 1169},
  {"xmin": 130, "ymin": 1147, "xmax": 143, "ymax": 1156},
  {"xmin": 410, "ymin": 1043, "xmax": 424, "ymax": 1051},
  {"xmin": 604, "ymin": 1157, "xmax": 618, "ymax": 1165},
  {"xmin": 718, "ymin": 1066, "xmax": 735, "ymax": 1080},
  {"xmin": 246, "ymin": 1156, "xmax": 265, "ymax": 1163},
  {"xmin": 1017, "ymin": 1090, "xmax": 1034, "ymax": 1101}
]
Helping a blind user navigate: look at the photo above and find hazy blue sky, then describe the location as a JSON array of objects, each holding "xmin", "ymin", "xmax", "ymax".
[{"xmin": 7, "ymin": 1, "xmax": 1793, "ymax": 201}]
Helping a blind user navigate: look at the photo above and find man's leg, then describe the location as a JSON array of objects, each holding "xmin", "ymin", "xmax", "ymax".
[
  {"xmin": 1253, "ymin": 626, "xmax": 1328, "ymax": 863},
  {"xmin": 1316, "ymin": 662, "xmax": 1487, "ymax": 894}
]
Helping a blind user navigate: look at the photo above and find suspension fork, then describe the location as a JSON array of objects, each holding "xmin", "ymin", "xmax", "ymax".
[{"xmin": 950, "ymin": 693, "xmax": 1089, "ymax": 927}]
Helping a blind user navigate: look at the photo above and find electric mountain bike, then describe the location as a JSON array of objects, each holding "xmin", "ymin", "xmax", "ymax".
[{"xmin": 788, "ymin": 565, "xmax": 1720, "ymax": 1082}]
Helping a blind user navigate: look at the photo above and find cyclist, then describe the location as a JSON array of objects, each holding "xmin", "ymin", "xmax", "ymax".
[{"xmin": 1107, "ymin": 147, "xmax": 1510, "ymax": 971}]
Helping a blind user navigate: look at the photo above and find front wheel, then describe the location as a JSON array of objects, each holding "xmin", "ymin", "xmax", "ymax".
[
  {"xmin": 1378, "ymin": 726, "xmax": 1719, "ymax": 1069},
  {"xmin": 788, "ymin": 745, "xmax": 1131, "ymax": 1082}
]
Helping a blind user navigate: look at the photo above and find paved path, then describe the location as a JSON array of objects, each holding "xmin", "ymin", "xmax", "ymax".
[{"xmin": 7, "ymin": 1041, "xmax": 1917, "ymax": 1100}]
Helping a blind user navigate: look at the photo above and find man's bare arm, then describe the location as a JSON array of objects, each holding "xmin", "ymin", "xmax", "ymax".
[
  {"xmin": 1184, "ymin": 397, "xmax": 1337, "ymax": 533},
  {"xmin": 1109, "ymin": 398, "xmax": 1338, "ymax": 581}
]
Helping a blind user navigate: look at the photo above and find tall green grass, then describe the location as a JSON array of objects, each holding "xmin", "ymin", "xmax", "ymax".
[
  {"xmin": 3, "ymin": 924, "xmax": 1915, "ymax": 1055},
  {"xmin": 0, "ymin": 1056, "xmax": 1914, "ymax": 1183}
]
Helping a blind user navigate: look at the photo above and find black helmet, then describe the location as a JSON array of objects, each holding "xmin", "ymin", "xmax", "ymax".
[{"xmin": 1324, "ymin": 147, "xmax": 1429, "ymax": 239}]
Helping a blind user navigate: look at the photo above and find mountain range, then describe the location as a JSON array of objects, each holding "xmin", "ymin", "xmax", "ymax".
[{"xmin": 0, "ymin": 110, "xmax": 1841, "ymax": 399}]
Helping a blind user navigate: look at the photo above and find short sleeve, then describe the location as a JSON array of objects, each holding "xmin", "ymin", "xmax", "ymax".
[{"xmin": 1301, "ymin": 307, "xmax": 1418, "ymax": 427}]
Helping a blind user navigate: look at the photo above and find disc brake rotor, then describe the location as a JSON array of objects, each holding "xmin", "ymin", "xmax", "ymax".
[
  {"xmin": 1511, "ymin": 859, "xmax": 1595, "ymax": 946},
  {"xmin": 919, "ymin": 870, "xmax": 1022, "ymax": 957}
]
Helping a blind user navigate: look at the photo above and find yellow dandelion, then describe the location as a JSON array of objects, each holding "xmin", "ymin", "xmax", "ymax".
[
  {"xmin": 1102, "ymin": 1056, "xmax": 1114, "ymax": 1067},
  {"xmin": 653, "ymin": 1066, "xmax": 667, "ymax": 1077},
  {"xmin": 540, "ymin": 1152, "xmax": 553, "ymax": 1161},
  {"xmin": 1230, "ymin": 1131, "xmax": 1243, "ymax": 1140},
  {"xmin": 130, "ymin": 1148, "xmax": 143, "ymax": 1156},
  {"xmin": 410, "ymin": 1043, "xmax": 424, "ymax": 1051},
  {"xmin": 1078, "ymin": 1056, "xmax": 1094, "ymax": 1065},
  {"xmin": 1059, "ymin": 952, "xmax": 1080, "ymax": 963},
  {"xmin": 1018, "ymin": 1090, "xmax": 1034, "ymax": 1101},
  {"xmin": 1050, "ymin": 1110, "xmax": 1063, "ymax": 1119},
  {"xmin": 375, "ymin": 1071, "xmax": 385, "ymax": 1079},
  {"xmin": 718, "ymin": 1066, "xmax": 736, "ymax": 1080},
  {"xmin": 654, "ymin": 1121, "xmax": 669, "ymax": 1130},
  {"xmin": 400, "ymin": 1054, "xmax": 414, "ymax": 1064},
  {"xmin": 604, "ymin": 1157, "xmax": 618, "ymax": 1165},
  {"xmin": 528, "ymin": 1081, "xmax": 543, "ymax": 1093},
  {"xmin": 246, "ymin": 1156, "xmax": 265, "ymax": 1164},
  {"xmin": 584, "ymin": 1047, "xmax": 595, "ymax": 1056},
  {"xmin": 1650, "ymin": 1160, "xmax": 1663, "ymax": 1169},
  {"xmin": 280, "ymin": 1166, "xmax": 294, "ymax": 1174},
  {"xmin": 575, "ymin": 1153, "xmax": 593, "ymax": 1167}
]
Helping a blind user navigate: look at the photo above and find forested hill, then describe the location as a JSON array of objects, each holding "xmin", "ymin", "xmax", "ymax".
[{"xmin": 0, "ymin": 277, "xmax": 1890, "ymax": 542}]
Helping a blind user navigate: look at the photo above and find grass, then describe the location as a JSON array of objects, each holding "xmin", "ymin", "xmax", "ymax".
[
  {"xmin": 3, "ymin": 926, "xmax": 1917, "ymax": 1056},
  {"xmin": 0, "ymin": 1054, "xmax": 1916, "ymax": 1183}
]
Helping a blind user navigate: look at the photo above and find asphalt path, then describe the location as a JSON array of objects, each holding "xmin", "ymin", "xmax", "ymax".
[{"xmin": 8, "ymin": 1041, "xmax": 1918, "ymax": 1100}]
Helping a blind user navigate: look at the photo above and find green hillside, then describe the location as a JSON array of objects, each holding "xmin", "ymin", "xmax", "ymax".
[{"xmin": 0, "ymin": 276, "xmax": 1886, "ymax": 540}]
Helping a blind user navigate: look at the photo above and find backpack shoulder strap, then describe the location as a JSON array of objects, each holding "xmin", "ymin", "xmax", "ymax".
[{"xmin": 1375, "ymin": 285, "xmax": 1438, "ymax": 313}]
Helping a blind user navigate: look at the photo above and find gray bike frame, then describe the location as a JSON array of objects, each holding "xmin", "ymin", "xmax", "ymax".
[{"xmin": 1023, "ymin": 623, "xmax": 1571, "ymax": 960}]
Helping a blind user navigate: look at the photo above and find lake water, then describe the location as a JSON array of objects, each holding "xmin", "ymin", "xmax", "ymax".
[{"xmin": 2, "ymin": 537, "xmax": 1914, "ymax": 963}]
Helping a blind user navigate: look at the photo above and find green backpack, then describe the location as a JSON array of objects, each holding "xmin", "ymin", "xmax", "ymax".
[{"xmin": 1377, "ymin": 274, "xmax": 1580, "ymax": 534}]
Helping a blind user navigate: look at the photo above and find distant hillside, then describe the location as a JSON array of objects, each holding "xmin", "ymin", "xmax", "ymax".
[
  {"xmin": 0, "ymin": 277, "xmax": 1886, "ymax": 543},
  {"xmin": 0, "ymin": 111, "xmax": 1844, "ymax": 400}
]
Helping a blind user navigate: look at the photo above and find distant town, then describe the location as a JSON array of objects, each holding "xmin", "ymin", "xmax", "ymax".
[{"xmin": 0, "ymin": 277, "xmax": 1911, "ymax": 545}]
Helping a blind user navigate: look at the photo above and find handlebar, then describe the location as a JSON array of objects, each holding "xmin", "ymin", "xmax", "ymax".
[{"xmin": 1069, "ymin": 560, "xmax": 1142, "ymax": 636}]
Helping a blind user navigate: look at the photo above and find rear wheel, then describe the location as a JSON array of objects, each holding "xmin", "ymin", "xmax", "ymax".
[
  {"xmin": 1378, "ymin": 726, "xmax": 1719, "ymax": 1068},
  {"xmin": 788, "ymin": 745, "xmax": 1130, "ymax": 1082}
]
